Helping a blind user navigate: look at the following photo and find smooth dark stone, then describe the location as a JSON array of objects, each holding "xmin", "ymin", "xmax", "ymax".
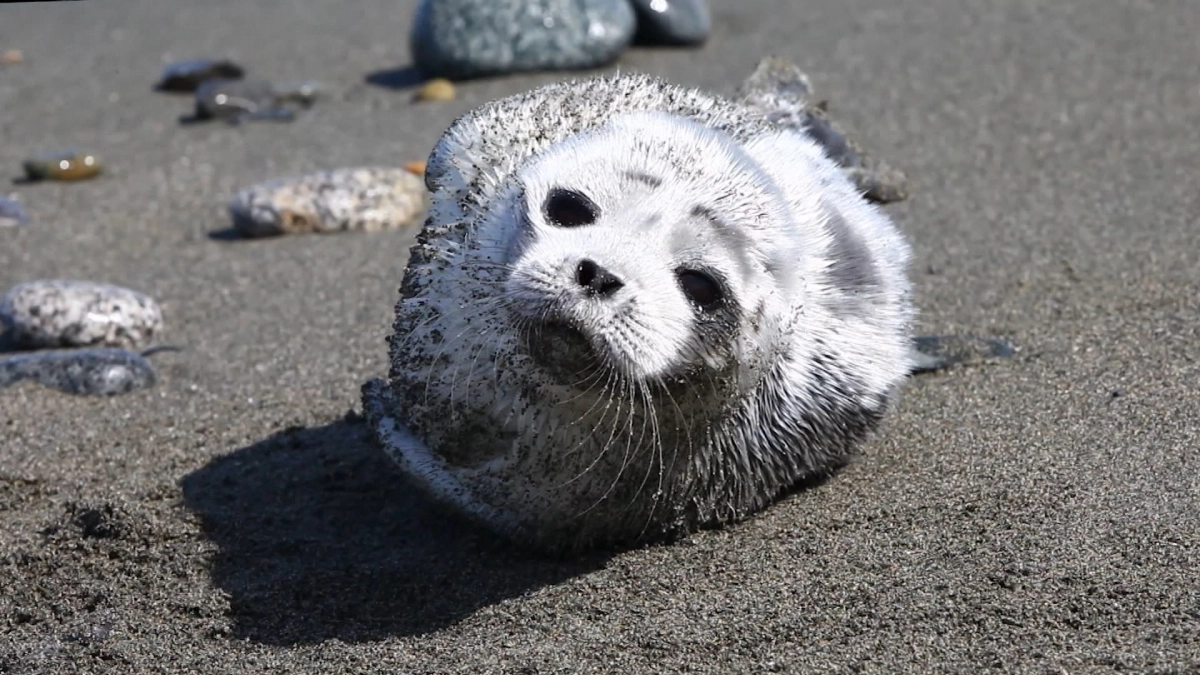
[
  {"xmin": 185, "ymin": 79, "xmax": 306, "ymax": 125},
  {"xmin": 0, "ymin": 348, "xmax": 157, "ymax": 396},
  {"xmin": 156, "ymin": 59, "xmax": 245, "ymax": 93},
  {"xmin": 410, "ymin": 0, "xmax": 636, "ymax": 80},
  {"xmin": 629, "ymin": 0, "xmax": 711, "ymax": 46}
]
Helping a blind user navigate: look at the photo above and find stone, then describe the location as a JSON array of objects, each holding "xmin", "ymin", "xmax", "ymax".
[
  {"xmin": 908, "ymin": 335, "xmax": 1017, "ymax": 374},
  {"xmin": 0, "ymin": 348, "xmax": 157, "ymax": 396},
  {"xmin": 410, "ymin": 0, "xmax": 636, "ymax": 80},
  {"xmin": 414, "ymin": 78, "xmax": 456, "ymax": 102},
  {"xmin": 0, "ymin": 280, "xmax": 163, "ymax": 350},
  {"xmin": 155, "ymin": 59, "xmax": 245, "ymax": 93},
  {"xmin": 22, "ymin": 151, "xmax": 103, "ymax": 182},
  {"xmin": 227, "ymin": 167, "xmax": 429, "ymax": 237},
  {"xmin": 188, "ymin": 79, "xmax": 303, "ymax": 125},
  {"xmin": 629, "ymin": 0, "xmax": 711, "ymax": 46},
  {"xmin": 0, "ymin": 196, "xmax": 28, "ymax": 228}
]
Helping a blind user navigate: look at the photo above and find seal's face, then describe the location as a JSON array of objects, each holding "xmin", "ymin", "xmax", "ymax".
[{"xmin": 496, "ymin": 112, "xmax": 799, "ymax": 384}]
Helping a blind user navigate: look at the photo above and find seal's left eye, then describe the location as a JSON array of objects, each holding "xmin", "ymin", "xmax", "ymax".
[
  {"xmin": 544, "ymin": 188, "xmax": 599, "ymax": 228},
  {"xmin": 676, "ymin": 269, "xmax": 723, "ymax": 309}
]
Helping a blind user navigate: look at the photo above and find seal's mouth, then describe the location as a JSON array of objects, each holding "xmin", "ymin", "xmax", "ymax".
[{"xmin": 523, "ymin": 319, "xmax": 605, "ymax": 381}]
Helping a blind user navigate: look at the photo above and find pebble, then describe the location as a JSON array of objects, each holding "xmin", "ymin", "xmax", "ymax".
[
  {"xmin": 0, "ymin": 348, "xmax": 157, "ymax": 396},
  {"xmin": 187, "ymin": 79, "xmax": 320, "ymax": 125},
  {"xmin": 909, "ymin": 335, "xmax": 1017, "ymax": 374},
  {"xmin": 0, "ymin": 196, "xmax": 28, "ymax": 228},
  {"xmin": 227, "ymin": 167, "xmax": 430, "ymax": 237},
  {"xmin": 414, "ymin": 78, "xmax": 456, "ymax": 102},
  {"xmin": 1, "ymin": 49, "xmax": 23, "ymax": 66},
  {"xmin": 736, "ymin": 56, "xmax": 910, "ymax": 204},
  {"xmin": 629, "ymin": 0, "xmax": 711, "ymax": 46},
  {"xmin": 410, "ymin": 0, "xmax": 636, "ymax": 80},
  {"xmin": 155, "ymin": 58, "xmax": 245, "ymax": 92},
  {"xmin": 22, "ymin": 151, "xmax": 103, "ymax": 182},
  {"xmin": 0, "ymin": 280, "xmax": 163, "ymax": 350}
]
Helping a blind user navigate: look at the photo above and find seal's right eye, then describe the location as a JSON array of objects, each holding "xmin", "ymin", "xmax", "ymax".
[{"xmin": 543, "ymin": 188, "xmax": 599, "ymax": 228}]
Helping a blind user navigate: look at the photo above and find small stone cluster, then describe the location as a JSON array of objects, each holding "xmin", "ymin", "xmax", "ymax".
[{"xmin": 0, "ymin": 280, "xmax": 169, "ymax": 396}]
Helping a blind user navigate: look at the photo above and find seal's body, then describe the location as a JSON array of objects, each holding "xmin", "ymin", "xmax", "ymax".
[{"xmin": 362, "ymin": 59, "xmax": 914, "ymax": 554}]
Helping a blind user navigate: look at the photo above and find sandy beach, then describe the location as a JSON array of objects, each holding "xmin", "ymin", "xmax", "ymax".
[{"xmin": 1, "ymin": 0, "xmax": 1197, "ymax": 672}]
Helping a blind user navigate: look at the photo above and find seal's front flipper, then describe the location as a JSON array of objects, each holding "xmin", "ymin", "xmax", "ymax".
[
  {"xmin": 908, "ymin": 335, "xmax": 1017, "ymax": 375},
  {"xmin": 737, "ymin": 56, "xmax": 814, "ymax": 109}
]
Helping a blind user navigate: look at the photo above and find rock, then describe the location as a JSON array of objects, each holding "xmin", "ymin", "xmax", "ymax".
[
  {"xmin": 22, "ymin": 151, "xmax": 103, "ymax": 182},
  {"xmin": 0, "ymin": 196, "xmax": 28, "ymax": 227},
  {"xmin": 228, "ymin": 167, "xmax": 429, "ymax": 237},
  {"xmin": 908, "ymin": 335, "xmax": 1017, "ymax": 374},
  {"xmin": 629, "ymin": 0, "xmax": 711, "ymax": 46},
  {"xmin": 414, "ymin": 78, "xmax": 456, "ymax": 102},
  {"xmin": 187, "ymin": 79, "xmax": 303, "ymax": 125},
  {"xmin": 410, "ymin": 0, "xmax": 636, "ymax": 80},
  {"xmin": 0, "ymin": 348, "xmax": 157, "ymax": 396},
  {"xmin": 736, "ymin": 56, "xmax": 910, "ymax": 204},
  {"xmin": 155, "ymin": 58, "xmax": 245, "ymax": 93},
  {"xmin": 0, "ymin": 280, "xmax": 163, "ymax": 350}
]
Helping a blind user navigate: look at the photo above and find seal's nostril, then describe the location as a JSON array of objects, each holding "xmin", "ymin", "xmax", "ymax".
[
  {"xmin": 575, "ymin": 259, "xmax": 624, "ymax": 298},
  {"xmin": 576, "ymin": 259, "xmax": 597, "ymax": 288}
]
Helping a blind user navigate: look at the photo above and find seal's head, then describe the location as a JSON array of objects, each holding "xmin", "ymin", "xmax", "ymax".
[{"xmin": 491, "ymin": 112, "xmax": 803, "ymax": 387}]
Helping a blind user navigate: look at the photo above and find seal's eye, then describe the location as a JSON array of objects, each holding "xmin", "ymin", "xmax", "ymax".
[
  {"xmin": 676, "ymin": 269, "xmax": 723, "ymax": 309},
  {"xmin": 543, "ymin": 188, "xmax": 599, "ymax": 228}
]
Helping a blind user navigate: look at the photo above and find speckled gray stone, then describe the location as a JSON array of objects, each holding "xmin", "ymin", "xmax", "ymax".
[
  {"xmin": 228, "ymin": 167, "xmax": 429, "ymax": 238},
  {"xmin": 630, "ymin": 0, "xmax": 711, "ymax": 46},
  {"xmin": 0, "ymin": 348, "xmax": 156, "ymax": 396},
  {"xmin": 410, "ymin": 0, "xmax": 636, "ymax": 80},
  {"xmin": 0, "ymin": 196, "xmax": 28, "ymax": 227},
  {"xmin": 0, "ymin": 280, "xmax": 163, "ymax": 350}
]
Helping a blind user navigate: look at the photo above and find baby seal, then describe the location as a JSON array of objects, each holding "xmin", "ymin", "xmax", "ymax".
[{"xmin": 362, "ymin": 58, "xmax": 915, "ymax": 555}]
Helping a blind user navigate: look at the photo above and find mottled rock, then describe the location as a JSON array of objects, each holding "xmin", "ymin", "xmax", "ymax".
[
  {"xmin": 737, "ymin": 56, "xmax": 909, "ymax": 204},
  {"xmin": 0, "ymin": 196, "xmax": 28, "ymax": 227},
  {"xmin": 228, "ymin": 167, "xmax": 429, "ymax": 237},
  {"xmin": 0, "ymin": 348, "xmax": 157, "ymax": 396},
  {"xmin": 410, "ymin": 0, "xmax": 636, "ymax": 80},
  {"xmin": 909, "ymin": 335, "xmax": 1017, "ymax": 374},
  {"xmin": 630, "ymin": 0, "xmax": 711, "ymax": 46},
  {"xmin": 22, "ymin": 151, "xmax": 103, "ymax": 182},
  {"xmin": 155, "ymin": 58, "xmax": 245, "ymax": 93},
  {"xmin": 414, "ymin": 78, "xmax": 456, "ymax": 102},
  {"xmin": 0, "ymin": 280, "xmax": 163, "ymax": 350}
]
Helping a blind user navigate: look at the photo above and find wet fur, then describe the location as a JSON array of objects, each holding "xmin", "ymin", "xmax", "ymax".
[{"xmin": 362, "ymin": 69, "xmax": 914, "ymax": 555}]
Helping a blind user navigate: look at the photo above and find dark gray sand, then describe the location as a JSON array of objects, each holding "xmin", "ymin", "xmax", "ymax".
[{"xmin": 1, "ymin": 1, "xmax": 1198, "ymax": 673}]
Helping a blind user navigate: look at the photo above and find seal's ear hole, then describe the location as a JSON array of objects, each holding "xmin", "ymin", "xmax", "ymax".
[
  {"xmin": 676, "ymin": 269, "xmax": 723, "ymax": 309},
  {"xmin": 544, "ymin": 188, "xmax": 599, "ymax": 228}
]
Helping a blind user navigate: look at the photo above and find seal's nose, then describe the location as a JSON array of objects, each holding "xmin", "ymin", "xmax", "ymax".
[{"xmin": 575, "ymin": 259, "xmax": 624, "ymax": 298}]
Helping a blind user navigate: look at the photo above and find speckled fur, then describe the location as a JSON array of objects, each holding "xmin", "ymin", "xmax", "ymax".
[
  {"xmin": 362, "ymin": 59, "xmax": 915, "ymax": 555},
  {"xmin": 228, "ymin": 168, "xmax": 429, "ymax": 237},
  {"xmin": 0, "ymin": 280, "xmax": 162, "ymax": 350}
]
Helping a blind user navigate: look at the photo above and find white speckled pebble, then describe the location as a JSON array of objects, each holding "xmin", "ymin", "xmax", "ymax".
[
  {"xmin": 0, "ymin": 280, "xmax": 163, "ymax": 350},
  {"xmin": 228, "ymin": 167, "xmax": 430, "ymax": 238}
]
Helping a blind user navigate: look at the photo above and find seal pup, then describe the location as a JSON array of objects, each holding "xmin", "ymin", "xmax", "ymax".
[{"xmin": 362, "ymin": 58, "xmax": 915, "ymax": 555}]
